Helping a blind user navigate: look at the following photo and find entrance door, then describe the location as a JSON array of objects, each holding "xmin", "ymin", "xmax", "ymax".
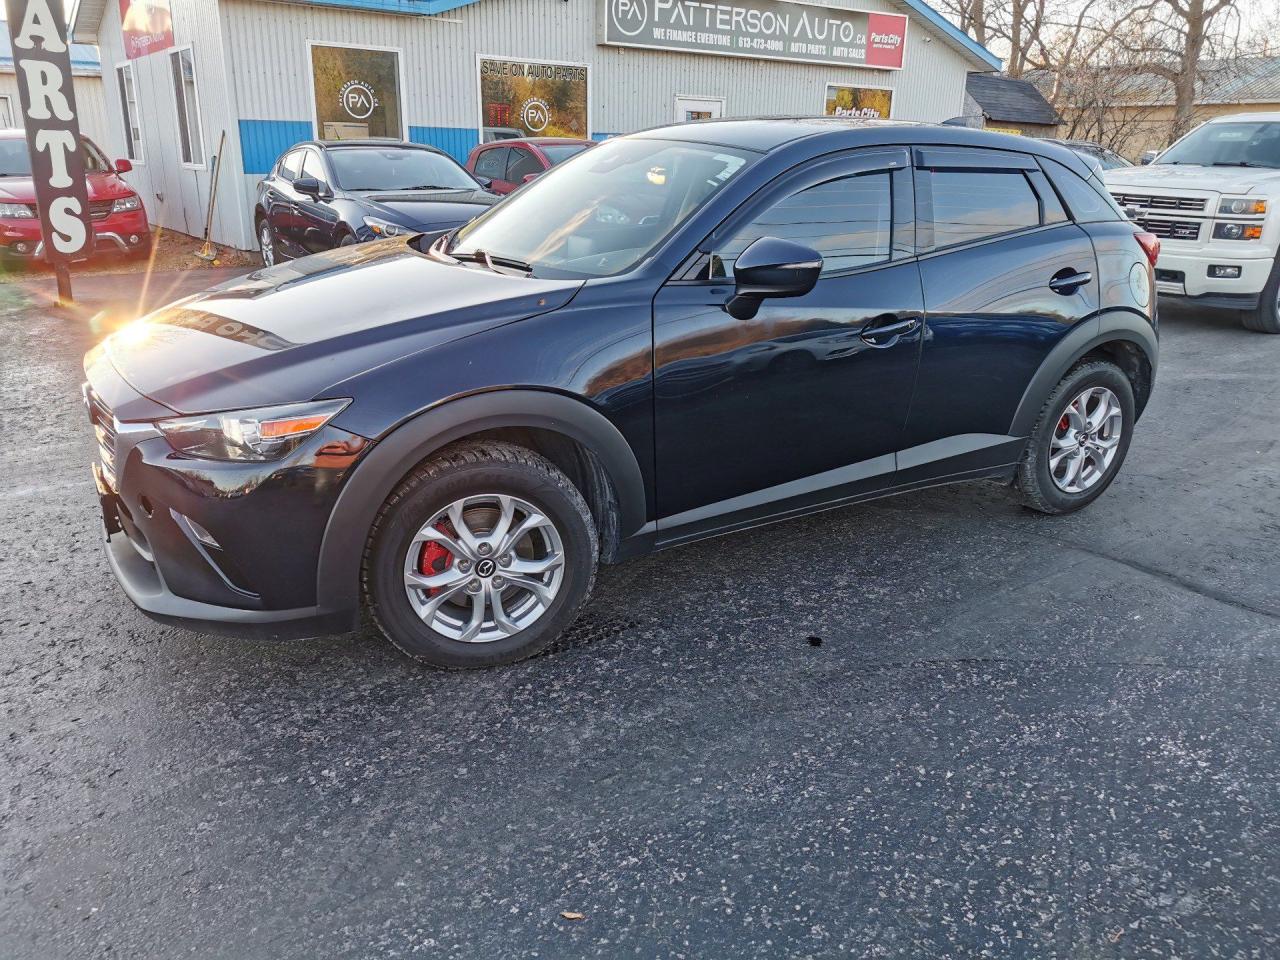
[
  {"xmin": 674, "ymin": 96, "xmax": 725, "ymax": 123},
  {"xmin": 653, "ymin": 148, "xmax": 923, "ymax": 537}
]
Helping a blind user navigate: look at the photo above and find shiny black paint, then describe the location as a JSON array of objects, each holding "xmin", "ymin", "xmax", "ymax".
[{"xmin": 87, "ymin": 121, "xmax": 1156, "ymax": 638}]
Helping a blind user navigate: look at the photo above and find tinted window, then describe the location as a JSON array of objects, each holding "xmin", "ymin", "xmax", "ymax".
[
  {"xmin": 1042, "ymin": 158, "xmax": 1123, "ymax": 223},
  {"xmin": 279, "ymin": 150, "xmax": 304, "ymax": 181},
  {"xmin": 301, "ymin": 151, "xmax": 328, "ymax": 187},
  {"xmin": 326, "ymin": 147, "xmax": 476, "ymax": 190},
  {"xmin": 507, "ymin": 148, "xmax": 543, "ymax": 182},
  {"xmin": 928, "ymin": 171, "xmax": 1039, "ymax": 247},
  {"xmin": 473, "ymin": 147, "xmax": 510, "ymax": 181},
  {"xmin": 714, "ymin": 172, "xmax": 892, "ymax": 277},
  {"xmin": 542, "ymin": 143, "xmax": 589, "ymax": 165}
]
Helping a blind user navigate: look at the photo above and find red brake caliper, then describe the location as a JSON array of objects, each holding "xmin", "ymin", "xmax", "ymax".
[
  {"xmin": 1058, "ymin": 414, "xmax": 1070, "ymax": 433},
  {"xmin": 417, "ymin": 522, "xmax": 456, "ymax": 597}
]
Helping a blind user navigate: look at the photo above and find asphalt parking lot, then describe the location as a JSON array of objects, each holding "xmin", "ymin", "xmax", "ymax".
[{"xmin": 2, "ymin": 271, "xmax": 1278, "ymax": 959}]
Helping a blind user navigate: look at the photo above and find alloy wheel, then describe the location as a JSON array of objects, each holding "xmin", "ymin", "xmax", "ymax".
[
  {"xmin": 403, "ymin": 494, "xmax": 565, "ymax": 643},
  {"xmin": 1049, "ymin": 386, "xmax": 1123, "ymax": 493},
  {"xmin": 259, "ymin": 221, "xmax": 274, "ymax": 266}
]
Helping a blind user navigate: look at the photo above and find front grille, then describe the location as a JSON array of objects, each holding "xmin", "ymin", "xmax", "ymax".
[
  {"xmin": 89, "ymin": 200, "xmax": 114, "ymax": 221},
  {"xmin": 85, "ymin": 387, "xmax": 118, "ymax": 490},
  {"xmin": 1134, "ymin": 217, "xmax": 1200, "ymax": 241},
  {"xmin": 1111, "ymin": 192, "xmax": 1207, "ymax": 213}
]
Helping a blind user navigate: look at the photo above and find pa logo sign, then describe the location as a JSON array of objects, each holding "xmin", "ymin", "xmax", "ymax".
[
  {"xmin": 339, "ymin": 80, "xmax": 379, "ymax": 120},
  {"xmin": 611, "ymin": 0, "xmax": 648, "ymax": 37},
  {"xmin": 520, "ymin": 98, "xmax": 551, "ymax": 133}
]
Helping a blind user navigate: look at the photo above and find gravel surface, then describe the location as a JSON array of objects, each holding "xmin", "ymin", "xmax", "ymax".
[{"xmin": 2, "ymin": 274, "xmax": 1278, "ymax": 959}]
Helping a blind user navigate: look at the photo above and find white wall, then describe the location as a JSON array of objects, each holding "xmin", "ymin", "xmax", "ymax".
[{"xmin": 0, "ymin": 71, "xmax": 110, "ymax": 146}]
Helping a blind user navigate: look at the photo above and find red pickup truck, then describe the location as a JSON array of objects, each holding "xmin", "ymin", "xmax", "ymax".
[{"xmin": 0, "ymin": 129, "xmax": 150, "ymax": 262}]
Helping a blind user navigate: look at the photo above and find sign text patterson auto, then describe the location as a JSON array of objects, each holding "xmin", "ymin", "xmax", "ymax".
[{"xmin": 604, "ymin": 0, "xmax": 907, "ymax": 70}]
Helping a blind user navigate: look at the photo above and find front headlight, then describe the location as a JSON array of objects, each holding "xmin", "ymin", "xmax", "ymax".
[
  {"xmin": 0, "ymin": 202, "xmax": 35, "ymax": 219},
  {"xmin": 1213, "ymin": 222, "xmax": 1263, "ymax": 241},
  {"xmin": 158, "ymin": 399, "xmax": 350, "ymax": 461},
  {"xmin": 111, "ymin": 194, "xmax": 142, "ymax": 213},
  {"xmin": 363, "ymin": 216, "xmax": 407, "ymax": 238},
  {"xmin": 1217, "ymin": 197, "xmax": 1267, "ymax": 216}
]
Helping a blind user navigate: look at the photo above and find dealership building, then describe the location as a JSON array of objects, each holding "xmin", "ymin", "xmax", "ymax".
[{"xmin": 68, "ymin": 0, "xmax": 1000, "ymax": 251}]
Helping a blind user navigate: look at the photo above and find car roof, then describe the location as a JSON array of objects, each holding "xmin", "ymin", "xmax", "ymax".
[
  {"xmin": 478, "ymin": 137, "xmax": 594, "ymax": 147},
  {"xmin": 307, "ymin": 139, "xmax": 447, "ymax": 154},
  {"xmin": 1204, "ymin": 111, "xmax": 1280, "ymax": 123},
  {"xmin": 628, "ymin": 117, "xmax": 1096, "ymax": 177}
]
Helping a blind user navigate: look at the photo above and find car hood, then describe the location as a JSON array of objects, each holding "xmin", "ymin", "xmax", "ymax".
[
  {"xmin": 0, "ymin": 171, "xmax": 133, "ymax": 202},
  {"xmin": 354, "ymin": 188, "xmax": 497, "ymax": 229},
  {"xmin": 1105, "ymin": 164, "xmax": 1280, "ymax": 195},
  {"xmin": 101, "ymin": 238, "xmax": 582, "ymax": 416}
]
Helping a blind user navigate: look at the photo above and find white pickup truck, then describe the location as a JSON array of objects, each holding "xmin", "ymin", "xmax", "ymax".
[{"xmin": 1104, "ymin": 111, "xmax": 1280, "ymax": 333}]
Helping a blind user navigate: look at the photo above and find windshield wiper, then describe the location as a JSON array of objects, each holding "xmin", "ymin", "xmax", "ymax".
[
  {"xmin": 1212, "ymin": 161, "xmax": 1270, "ymax": 168},
  {"xmin": 449, "ymin": 248, "xmax": 534, "ymax": 275}
]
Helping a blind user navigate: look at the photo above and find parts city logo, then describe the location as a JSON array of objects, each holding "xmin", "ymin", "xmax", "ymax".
[
  {"xmin": 520, "ymin": 98, "xmax": 552, "ymax": 132},
  {"xmin": 611, "ymin": 0, "xmax": 649, "ymax": 36},
  {"xmin": 340, "ymin": 80, "xmax": 379, "ymax": 120}
]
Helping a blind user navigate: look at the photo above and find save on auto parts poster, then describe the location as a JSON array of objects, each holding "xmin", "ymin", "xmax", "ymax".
[
  {"xmin": 119, "ymin": 0, "xmax": 174, "ymax": 60},
  {"xmin": 824, "ymin": 84, "xmax": 893, "ymax": 119},
  {"xmin": 311, "ymin": 44, "xmax": 403, "ymax": 140},
  {"xmin": 479, "ymin": 57, "xmax": 589, "ymax": 138}
]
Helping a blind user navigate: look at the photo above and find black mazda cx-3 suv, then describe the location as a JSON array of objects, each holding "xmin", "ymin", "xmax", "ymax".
[{"xmin": 85, "ymin": 119, "xmax": 1159, "ymax": 668}]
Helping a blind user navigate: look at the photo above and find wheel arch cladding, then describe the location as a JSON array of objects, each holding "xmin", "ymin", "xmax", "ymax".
[
  {"xmin": 315, "ymin": 390, "xmax": 648, "ymax": 614},
  {"xmin": 1008, "ymin": 313, "xmax": 1158, "ymax": 438}
]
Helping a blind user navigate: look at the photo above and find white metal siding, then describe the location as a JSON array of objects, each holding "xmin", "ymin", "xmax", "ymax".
[{"xmin": 0, "ymin": 72, "xmax": 110, "ymax": 146}]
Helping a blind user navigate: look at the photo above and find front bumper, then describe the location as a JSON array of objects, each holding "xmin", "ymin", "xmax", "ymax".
[
  {"xmin": 1, "ymin": 210, "xmax": 152, "ymax": 260},
  {"xmin": 1153, "ymin": 245, "xmax": 1274, "ymax": 308},
  {"xmin": 83, "ymin": 359, "xmax": 370, "ymax": 640}
]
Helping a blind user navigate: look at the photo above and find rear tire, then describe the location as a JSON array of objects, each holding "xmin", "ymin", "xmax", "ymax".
[
  {"xmin": 363, "ymin": 441, "xmax": 598, "ymax": 669},
  {"xmin": 1242, "ymin": 256, "xmax": 1280, "ymax": 333},
  {"xmin": 1015, "ymin": 360, "xmax": 1135, "ymax": 515}
]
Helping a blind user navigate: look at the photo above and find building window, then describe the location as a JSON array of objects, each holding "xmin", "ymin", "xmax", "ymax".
[
  {"xmin": 170, "ymin": 47, "xmax": 204, "ymax": 166},
  {"xmin": 310, "ymin": 43, "xmax": 402, "ymax": 140},
  {"xmin": 0, "ymin": 96, "xmax": 12, "ymax": 129},
  {"xmin": 116, "ymin": 63, "xmax": 144, "ymax": 162}
]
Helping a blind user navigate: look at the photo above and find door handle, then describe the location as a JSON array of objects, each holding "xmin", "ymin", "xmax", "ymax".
[
  {"xmin": 1049, "ymin": 269, "xmax": 1093, "ymax": 294},
  {"xmin": 860, "ymin": 315, "xmax": 921, "ymax": 348}
]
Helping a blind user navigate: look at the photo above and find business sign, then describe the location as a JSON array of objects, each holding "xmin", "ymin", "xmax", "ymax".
[
  {"xmin": 3, "ymin": 0, "xmax": 93, "ymax": 263},
  {"xmin": 602, "ymin": 0, "xmax": 907, "ymax": 70},
  {"xmin": 311, "ymin": 44, "xmax": 402, "ymax": 139},
  {"xmin": 824, "ymin": 84, "xmax": 893, "ymax": 119},
  {"xmin": 119, "ymin": 0, "xmax": 174, "ymax": 60},
  {"xmin": 478, "ymin": 57, "xmax": 589, "ymax": 138}
]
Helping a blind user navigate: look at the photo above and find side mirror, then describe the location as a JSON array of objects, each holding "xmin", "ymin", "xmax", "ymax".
[
  {"xmin": 474, "ymin": 176, "xmax": 494, "ymax": 190},
  {"xmin": 1139, "ymin": 150, "xmax": 1158, "ymax": 165},
  {"xmin": 521, "ymin": 172, "xmax": 541, "ymax": 184},
  {"xmin": 114, "ymin": 158, "xmax": 132, "ymax": 174},
  {"xmin": 294, "ymin": 176, "xmax": 325, "ymax": 199},
  {"xmin": 725, "ymin": 237, "xmax": 822, "ymax": 321}
]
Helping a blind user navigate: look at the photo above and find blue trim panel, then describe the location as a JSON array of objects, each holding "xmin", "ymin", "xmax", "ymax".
[
  {"xmin": 408, "ymin": 126, "xmax": 478, "ymax": 163},
  {"xmin": 592, "ymin": 132, "xmax": 619, "ymax": 141},
  {"xmin": 281, "ymin": 0, "xmax": 480, "ymax": 14},
  {"xmin": 239, "ymin": 119, "xmax": 312, "ymax": 176},
  {"xmin": 898, "ymin": 0, "xmax": 1002, "ymax": 69}
]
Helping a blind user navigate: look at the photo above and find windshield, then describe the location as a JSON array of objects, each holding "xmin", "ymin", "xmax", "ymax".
[
  {"xmin": 327, "ymin": 147, "xmax": 478, "ymax": 191},
  {"xmin": 541, "ymin": 143, "xmax": 590, "ymax": 165},
  {"xmin": 449, "ymin": 137, "xmax": 754, "ymax": 278},
  {"xmin": 1157, "ymin": 121, "xmax": 1280, "ymax": 168},
  {"xmin": 0, "ymin": 137, "xmax": 112, "ymax": 177}
]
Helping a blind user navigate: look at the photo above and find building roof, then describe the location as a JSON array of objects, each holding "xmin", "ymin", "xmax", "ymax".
[
  {"xmin": 965, "ymin": 72, "xmax": 1060, "ymax": 126},
  {"xmin": 71, "ymin": 0, "xmax": 1001, "ymax": 71},
  {"xmin": 1031, "ymin": 57, "xmax": 1280, "ymax": 109},
  {"xmin": 0, "ymin": 20, "xmax": 102, "ymax": 76}
]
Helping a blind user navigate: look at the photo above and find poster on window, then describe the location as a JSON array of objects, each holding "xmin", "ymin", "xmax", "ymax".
[
  {"xmin": 119, "ymin": 0, "xmax": 174, "ymax": 59},
  {"xmin": 478, "ymin": 57, "xmax": 589, "ymax": 140},
  {"xmin": 824, "ymin": 84, "xmax": 893, "ymax": 119},
  {"xmin": 311, "ymin": 44, "xmax": 402, "ymax": 140}
]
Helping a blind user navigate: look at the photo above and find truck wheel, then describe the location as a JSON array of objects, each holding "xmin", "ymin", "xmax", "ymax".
[
  {"xmin": 363, "ymin": 441, "xmax": 598, "ymax": 668},
  {"xmin": 1015, "ymin": 360, "xmax": 1135, "ymax": 515},
  {"xmin": 1242, "ymin": 257, "xmax": 1280, "ymax": 333}
]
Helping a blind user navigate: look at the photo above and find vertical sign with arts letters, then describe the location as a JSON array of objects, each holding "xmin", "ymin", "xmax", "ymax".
[{"xmin": 4, "ymin": 0, "xmax": 92, "ymax": 297}]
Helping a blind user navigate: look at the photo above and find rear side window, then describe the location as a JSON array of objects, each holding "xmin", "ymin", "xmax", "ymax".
[
  {"xmin": 473, "ymin": 147, "xmax": 510, "ymax": 181},
  {"xmin": 713, "ymin": 172, "xmax": 893, "ymax": 277},
  {"xmin": 1041, "ymin": 158, "xmax": 1124, "ymax": 224},
  {"xmin": 926, "ymin": 170, "xmax": 1039, "ymax": 248}
]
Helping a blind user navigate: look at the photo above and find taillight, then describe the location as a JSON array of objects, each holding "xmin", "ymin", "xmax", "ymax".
[{"xmin": 1134, "ymin": 231, "xmax": 1160, "ymax": 267}]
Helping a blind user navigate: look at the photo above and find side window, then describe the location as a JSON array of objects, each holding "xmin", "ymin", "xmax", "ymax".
[
  {"xmin": 713, "ymin": 172, "xmax": 893, "ymax": 277},
  {"xmin": 115, "ymin": 63, "xmax": 144, "ymax": 162},
  {"xmin": 926, "ymin": 170, "xmax": 1040, "ymax": 248},
  {"xmin": 301, "ymin": 150, "xmax": 328, "ymax": 188},
  {"xmin": 507, "ymin": 148, "xmax": 542, "ymax": 182},
  {"xmin": 473, "ymin": 147, "xmax": 510, "ymax": 181},
  {"xmin": 279, "ymin": 149, "xmax": 304, "ymax": 182},
  {"xmin": 1041, "ymin": 158, "xmax": 1124, "ymax": 224},
  {"xmin": 169, "ymin": 47, "xmax": 204, "ymax": 166}
]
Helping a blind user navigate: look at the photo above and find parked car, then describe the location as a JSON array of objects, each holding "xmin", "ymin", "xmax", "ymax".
[
  {"xmin": 85, "ymin": 120, "xmax": 1159, "ymax": 669},
  {"xmin": 253, "ymin": 140, "xmax": 496, "ymax": 265},
  {"xmin": 466, "ymin": 138, "xmax": 595, "ymax": 194},
  {"xmin": 0, "ymin": 129, "xmax": 149, "ymax": 261},
  {"xmin": 1048, "ymin": 139, "xmax": 1133, "ymax": 170},
  {"xmin": 1104, "ymin": 111, "xmax": 1280, "ymax": 332}
]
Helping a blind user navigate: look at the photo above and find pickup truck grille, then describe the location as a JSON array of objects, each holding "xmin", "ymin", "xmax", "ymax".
[
  {"xmin": 1133, "ymin": 217, "xmax": 1201, "ymax": 241},
  {"xmin": 85, "ymin": 387, "xmax": 118, "ymax": 490},
  {"xmin": 1111, "ymin": 192, "xmax": 1207, "ymax": 213}
]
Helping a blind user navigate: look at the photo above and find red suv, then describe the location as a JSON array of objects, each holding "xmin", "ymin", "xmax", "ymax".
[
  {"xmin": 465, "ymin": 137, "xmax": 594, "ymax": 194},
  {"xmin": 0, "ymin": 129, "xmax": 150, "ymax": 261}
]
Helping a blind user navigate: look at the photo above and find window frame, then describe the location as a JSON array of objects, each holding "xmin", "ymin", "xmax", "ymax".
[
  {"xmin": 307, "ymin": 39, "xmax": 408, "ymax": 142},
  {"xmin": 114, "ymin": 61, "xmax": 145, "ymax": 165},
  {"xmin": 682, "ymin": 147, "xmax": 913, "ymax": 283},
  {"xmin": 168, "ymin": 45, "xmax": 206, "ymax": 169},
  {"xmin": 0, "ymin": 95, "xmax": 12, "ymax": 129}
]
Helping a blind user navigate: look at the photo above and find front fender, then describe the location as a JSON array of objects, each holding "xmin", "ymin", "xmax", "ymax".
[{"xmin": 314, "ymin": 389, "xmax": 649, "ymax": 615}]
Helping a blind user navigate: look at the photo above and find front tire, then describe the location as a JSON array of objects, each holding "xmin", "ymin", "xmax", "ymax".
[
  {"xmin": 1242, "ymin": 256, "xmax": 1280, "ymax": 333},
  {"xmin": 1015, "ymin": 360, "xmax": 1136, "ymax": 515},
  {"xmin": 257, "ymin": 217, "xmax": 276, "ymax": 267},
  {"xmin": 363, "ymin": 441, "xmax": 598, "ymax": 669}
]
